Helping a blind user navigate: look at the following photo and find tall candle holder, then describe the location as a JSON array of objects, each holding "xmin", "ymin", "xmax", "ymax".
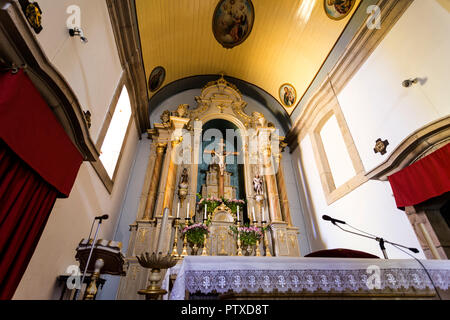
[
  {"xmin": 171, "ymin": 218, "xmax": 181, "ymax": 259},
  {"xmin": 253, "ymin": 220, "xmax": 261, "ymax": 257},
  {"xmin": 180, "ymin": 217, "xmax": 190, "ymax": 257},
  {"xmin": 201, "ymin": 219, "xmax": 208, "ymax": 256},
  {"xmin": 262, "ymin": 220, "xmax": 272, "ymax": 257},
  {"xmin": 236, "ymin": 220, "xmax": 243, "ymax": 256}
]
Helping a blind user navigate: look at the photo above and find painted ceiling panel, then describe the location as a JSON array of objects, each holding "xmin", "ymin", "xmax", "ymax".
[{"xmin": 136, "ymin": 0, "xmax": 360, "ymax": 115}]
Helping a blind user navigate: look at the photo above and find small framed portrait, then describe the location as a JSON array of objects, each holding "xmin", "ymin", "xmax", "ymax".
[
  {"xmin": 324, "ymin": 0, "xmax": 356, "ymax": 20},
  {"xmin": 279, "ymin": 83, "xmax": 296, "ymax": 108},
  {"xmin": 212, "ymin": 0, "xmax": 255, "ymax": 49},
  {"xmin": 148, "ymin": 66, "xmax": 166, "ymax": 92}
]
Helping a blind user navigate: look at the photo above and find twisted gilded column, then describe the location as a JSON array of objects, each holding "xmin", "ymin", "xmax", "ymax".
[
  {"xmin": 142, "ymin": 143, "xmax": 167, "ymax": 220},
  {"xmin": 275, "ymin": 152, "xmax": 293, "ymax": 227}
]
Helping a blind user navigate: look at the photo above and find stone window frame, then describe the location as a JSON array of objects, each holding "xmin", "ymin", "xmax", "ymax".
[
  {"xmin": 308, "ymin": 100, "xmax": 367, "ymax": 205},
  {"xmin": 90, "ymin": 74, "xmax": 135, "ymax": 193}
]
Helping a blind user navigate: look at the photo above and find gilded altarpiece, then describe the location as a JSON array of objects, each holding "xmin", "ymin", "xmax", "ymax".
[{"xmin": 117, "ymin": 77, "xmax": 300, "ymax": 299}]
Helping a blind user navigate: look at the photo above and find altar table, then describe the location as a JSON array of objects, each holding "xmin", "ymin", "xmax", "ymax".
[{"xmin": 165, "ymin": 256, "xmax": 450, "ymax": 300}]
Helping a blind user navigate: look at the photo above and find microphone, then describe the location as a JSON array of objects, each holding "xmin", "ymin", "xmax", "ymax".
[
  {"xmin": 95, "ymin": 214, "xmax": 109, "ymax": 220},
  {"xmin": 322, "ymin": 215, "xmax": 346, "ymax": 225}
]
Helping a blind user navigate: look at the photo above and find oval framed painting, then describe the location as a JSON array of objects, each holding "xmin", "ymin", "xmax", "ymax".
[
  {"xmin": 212, "ymin": 0, "xmax": 255, "ymax": 49},
  {"xmin": 279, "ymin": 83, "xmax": 296, "ymax": 108},
  {"xmin": 324, "ymin": 0, "xmax": 356, "ymax": 20},
  {"xmin": 148, "ymin": 66, "xmax": 166, "ymax": 92}
]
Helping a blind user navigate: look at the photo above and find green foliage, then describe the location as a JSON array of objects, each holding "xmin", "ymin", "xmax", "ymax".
[{"xmin": 229, "ymin": 224, "xmax": 266, "ymax": 246}]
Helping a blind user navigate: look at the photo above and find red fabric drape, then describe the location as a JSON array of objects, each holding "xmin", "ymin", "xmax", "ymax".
[
  {"xmin": 388, "ymin": 143, "xmax": 450, "ymax": 208},
  {"xmin": 0, "ymin": 140, "xmax": 58, "ymax": 300},
  {"xmin": 0, "ymin": 70, "xmax": 83, "ymax": 299},
  {"xmin": 0, "ymin": 70, "xmax": 83, "ymax": 197}
]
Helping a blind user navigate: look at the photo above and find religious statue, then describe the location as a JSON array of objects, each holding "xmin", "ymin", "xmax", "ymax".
[
  {"xmin": 175, "ymin": 104, "xmax": 189, "ymax": 118},
  {"xmin": 160, "ymin": 110, "xmax": 171, "ymax": 124},
  {"xmin": 210, "ymin": 150, "xmax": 226, "ymax": 176},
  {"xmin": 253, "ymin": 174, "xmax": 263, "ymax": 196},
  {"xmin": 204, "ymin": 139, "xmax": 239, "ymax": 198},
  {"xmin": 178, "ymin": 168, "xmax": 189, "ymax": 204}
]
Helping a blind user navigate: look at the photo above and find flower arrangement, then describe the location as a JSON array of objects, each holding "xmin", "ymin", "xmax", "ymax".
[
  {"xmin": 196, "ymin": 194, "xmax": 222, "ymax": 214},
  {"xmin": 197, "ymin": 194, "xmax": 246, "ymax": 215},
  {"xmin": 229, "ymin": 224, "xmax": 266, "ymax": 246},
  {"xmin": 224, "ymin": 198, "xmax": 245, "ymax": 215},
  {"xmin": 180, "ymin": 222, "xmax": 209, "ymax": 245}
]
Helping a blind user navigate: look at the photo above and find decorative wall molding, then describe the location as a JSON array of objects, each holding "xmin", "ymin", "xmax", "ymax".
[
  {"xmin": 0, "ymin": 1, "xmax": 98, "ymax": 161},
  {"xmin": 366, "ymin": 116, "xmax": 450, "ymax": 181},
  {"xmin": 106, "ymin": 0, "xmax": 150, "ymax": 134}
]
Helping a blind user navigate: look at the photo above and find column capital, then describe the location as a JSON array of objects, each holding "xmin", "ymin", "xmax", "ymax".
[{"xmin": 156, "ymin": 143, "xmax": 168, "ymax": 154}]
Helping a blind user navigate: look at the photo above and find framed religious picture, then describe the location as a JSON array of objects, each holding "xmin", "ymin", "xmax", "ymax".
[
  {"xmin": 148, "ymin": 66, "xmax": 166, "ymax": 92},
  {"xmin": 212, "ymin": 0, "xmax": 255, "ymax": 49},
  {"xmin": 279, "ymin": 83, "xmax": 296, "ymax": 108},
  {"xmin": 323, "ymin": 0, "xmax": 357, "ymax": 20}
]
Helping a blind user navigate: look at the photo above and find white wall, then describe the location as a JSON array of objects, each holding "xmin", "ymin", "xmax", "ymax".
[
  {"xmin": 12, "ymin": 0, "xmax": 139, "ymax": 300},
  {"xmin": 293, "ymin": 0, "xmax": 450, "ymax": 259},
  {"xmin": 296, "ymin": 136, "xmax": 423, "ymax": 259},
  {"xmin": 338, "ymin": 0, "xmax": 450, "ymax": 172},
  {"xmin": 13, "ymin": 121, "xmax": 140, "ymax": 300},
  {"xmin": 35, "ymin": 0, "xmax": 123, "ymax": 142}
]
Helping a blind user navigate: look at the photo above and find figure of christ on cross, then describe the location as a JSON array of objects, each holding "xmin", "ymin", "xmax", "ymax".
[{"xmin": 204, "ymin": 139, "xmax": 239, "ymax": 198}]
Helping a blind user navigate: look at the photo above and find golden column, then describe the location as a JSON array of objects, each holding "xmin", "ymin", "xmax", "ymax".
[
  {"xmin": 142, "ymin": 143, "xmax": 167, "ymax": 220},
  {"xmin": 161, "ymin": 137, "xmax": 183, "ymax": 216},
  {"xmin": 274, "ymin": 151, "xmax": 293, "ymax": 227},
  {"xmin": 262, "ymin": 145, "xmax": 283, "ymax": 223}
]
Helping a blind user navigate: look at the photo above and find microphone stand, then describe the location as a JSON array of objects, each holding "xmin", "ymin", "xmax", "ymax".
[
  {"xmin": 331, "ymin": 222, "xmax": 417, "ymax": 259},
  {"xmin": 328, "ymin": 219, "xmax": 441, "ymax": 299},
  {"xmin": 74, "ymin": 216, "xmax": 106, "ymax": 300}
]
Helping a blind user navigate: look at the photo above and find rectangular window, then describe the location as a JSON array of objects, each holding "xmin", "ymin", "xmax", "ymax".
[
  {"xmin": 319, "ymin": 115, "xmax": 356, "ymax": 188},
  {"xmin": 99, "ymin": 86, "xmax": 132, "ymax": 178}
]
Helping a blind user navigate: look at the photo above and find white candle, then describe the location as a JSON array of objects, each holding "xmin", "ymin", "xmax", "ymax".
[
  {"xmin": 187, "ymin": 202, "xmax": 190, "ymax": 219},
  {"xmin": 204, "ymin": 204, "xmax": 207, "ymax": 220},
  {"xmin": 237, "ymin": 205, "xmax": 240, "ymax": 222},
  {"xmin": 176, "ymin": 202, "xmax": 180, "ymax": 219},
  {"xmin": 262, "ymin": 207, "xmax": 265, "ymax": 222},
  {"xmin": 156, "ymin": 208, "xmax": 169, "ymax": 254},
  {"xmin": 252, "ymin": 207, "xmax": 256, "ymax": 222}
]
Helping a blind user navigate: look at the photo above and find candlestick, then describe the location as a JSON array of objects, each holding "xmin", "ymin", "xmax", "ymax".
[
  {"xmin": 180, "ymin": 218, "xmax": 189, "ymax": 257},
  {"xmin": 263, "ymin": 221, "xmax": 272, "ymax": 257},
  {"xmin": 156, "ymin": 208, "xmax": 169, "ymax": 254},
  {"xmin": 201, "ymin": 233, "xmax": 208, "ymax": 256},
  {"xmin": 171, "ymin": 218, "xmax": 180, "ymax": 258},
  {"xmin": 236, "ymin": 220, "xmax": 243, "ymax": 256},
  {"xmin": 187, "ymin": 202, "xmax": 190, "ymax": 219},
  {"xmin": 255, "ymin": 220, "xmax": 261, "ymax": 257}
]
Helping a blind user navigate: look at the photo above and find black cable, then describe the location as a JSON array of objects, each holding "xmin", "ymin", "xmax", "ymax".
[{"xmin": 390, "ymin": 244, "xmax": 442, "ymax": 300}]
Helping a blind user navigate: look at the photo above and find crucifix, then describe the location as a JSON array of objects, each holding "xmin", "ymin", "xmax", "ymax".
[{"xmin": 204, "ymin": 139, "xmax": 239, "ymax": 198}]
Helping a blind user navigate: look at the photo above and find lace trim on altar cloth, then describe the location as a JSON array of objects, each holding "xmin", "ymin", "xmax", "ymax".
[{"xmin": 175, "ymin": 268, "xmax": 449, "ymax": 298}]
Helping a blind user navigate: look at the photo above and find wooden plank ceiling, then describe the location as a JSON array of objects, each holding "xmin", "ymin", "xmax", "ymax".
[{"xmin": 136, "ymin": 0, "xmax": 360, "ymax": 115}]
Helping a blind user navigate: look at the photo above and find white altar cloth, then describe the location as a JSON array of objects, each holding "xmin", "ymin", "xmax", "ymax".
[{"xmin": 166, "ymin": 256, "xmax": 450, "ymax": 300}]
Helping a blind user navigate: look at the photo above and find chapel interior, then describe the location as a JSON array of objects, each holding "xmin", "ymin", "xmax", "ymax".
[{"xmin": 0, "ymin": 0, "xmax": 449, "ymax": 301}]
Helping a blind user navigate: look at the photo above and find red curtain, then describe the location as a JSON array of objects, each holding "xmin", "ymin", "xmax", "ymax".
[
  {"xmin": 0, "ymin": 70, "xmax": 83, "ymax": 299},
  {"xmin": 0, "ymin": 141, "xmax": 58, "ymax": 300},
  {"xmin": 388, "ymin": 143, "xmax": 450, "ymax": 208}
]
